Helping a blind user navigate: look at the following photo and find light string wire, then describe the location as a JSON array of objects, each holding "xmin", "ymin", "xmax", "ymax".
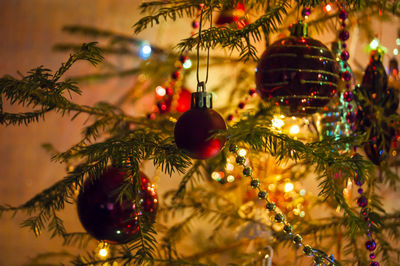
[{"xmin": 196, "ymin": 4, "xmax": 212, "ymax": 87}]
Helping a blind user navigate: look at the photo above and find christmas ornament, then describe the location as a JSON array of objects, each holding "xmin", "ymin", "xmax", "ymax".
[
  {"xmin": 216, "ymin": 3, "xmax": 248, "ymax": 29},
  {"xmin": 77, "ymin": 167, "xmax": 158, "ymax": 244},
  {"xmin": 174, "ymin": 83, "xmax": 226, "ymax": 159},
  {"xmin": 255, "ymin": 22, "xmax": 339, "ymax": 115},
  {"xmin": 355, "ymin": 51, "xmax": 399, "ymax": 165},
  {"xmin": 176, "ymin": 88, "xmax": 191, "ymax": 113}
]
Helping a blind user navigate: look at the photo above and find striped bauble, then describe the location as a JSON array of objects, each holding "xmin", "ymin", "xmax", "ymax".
[{"xmin": 255, "ymin": 22, "xmax": 339, "ymax": 115}]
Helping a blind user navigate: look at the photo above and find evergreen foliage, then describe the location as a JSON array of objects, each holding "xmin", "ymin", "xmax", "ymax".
[{"xmin": 1, "ymin": 0, "xmax": 400, "ymax": 265}]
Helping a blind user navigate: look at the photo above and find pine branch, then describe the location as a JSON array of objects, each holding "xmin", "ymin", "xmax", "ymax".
[{"xmin": 176, "ymin": 1, "xmax": 289, "ymax": 61}]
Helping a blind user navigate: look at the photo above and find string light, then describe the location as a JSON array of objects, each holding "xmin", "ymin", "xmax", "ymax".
[
  {"xmin": 238, "ymin": 148, "xmax": 247, "ymax": 157},
  {"xmin": 272, "ymin": 117, "xmax": 285, "ymax": 129},
  {"xmin": 323, "ymin": 4, "xmax": 333, "ymax": 13},
  {"xmin": 99, "ymin": 248, "xmax": 108, "ymax": 257},
  {"xmin": 394, "ymin": 48, "xmax": 399, "ymax": 56},
  {"xmin": 284, "ymin": 182, "xmax": 294, "ymax": 192},
  {"xmin": 227, "ymin": 175, "xmax": 235, "ymax": 183},
  {"xmin": 289, "ymin": 125, "xmax": 300, "ymax": 135},
  {"xmin": 139, "ymin": 42, "xmax": 152, "ymax": 59},
  {"xmin": 155, "ymin": 86, "xmax": 166, "ymax": 97},
  {"xmin": 182, "ymin": 59, "xmax": 192, "ymax": 69},
  {"xmin": 369, "ymin": 38, "xmax": 380, "ymax": 50}
]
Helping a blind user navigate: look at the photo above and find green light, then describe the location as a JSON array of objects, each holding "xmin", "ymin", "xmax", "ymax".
[
  {"xmin": 369, "ymin": 38, "xmax": 380, "ymax": 50},
  {"xmin": 396, "ymin": 38, "xmax": 400, "ymax": 46},
  {"xmin": 183, "ymin": 59, "xmax": 192, "ymax": 69},
  {"xmin": 394, "ymin": 48, "xmax": 399, "ymax": 56}
]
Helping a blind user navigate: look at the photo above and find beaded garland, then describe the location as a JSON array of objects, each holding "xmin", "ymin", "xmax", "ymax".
[{"xmin": 229, "ymin": 143, "xmax": 336, "ymax": 265}]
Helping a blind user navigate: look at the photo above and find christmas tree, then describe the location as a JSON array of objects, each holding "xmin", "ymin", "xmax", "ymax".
[{"xmin": 1, "ymin": 0, "xmax": 400, "ymax": 265}]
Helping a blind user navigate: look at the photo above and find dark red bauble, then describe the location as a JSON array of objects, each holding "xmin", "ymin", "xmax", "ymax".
[
  {"xmin": 256, "ymin": 22, "xmax": 339, "ymax": 115},
  {"xmin": 360, "ymin": 54, "xmax": 388, "ymax": 105},
  {"xmin": 176, "ymin": 88, "xmax": 192, "ymax": 113},
  {"xmin": 364, "ymin": 130, "xmax": 392, "ymax": 166},
  {"xmin": 174, "ymin": 108, "xmax": 226, "ymax": 159},
  {"xmin": 77, "ymin": 167, "xmax": 158, "ymax": 244},
  {"xmin": 215, "ymin": 3, "xmax": 248, "ymax": 29}
]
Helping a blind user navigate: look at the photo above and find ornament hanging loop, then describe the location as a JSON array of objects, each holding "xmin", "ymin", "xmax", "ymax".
[{"xmin": 196, "ymin": 4, "xmax": 212, "ymax": 86}]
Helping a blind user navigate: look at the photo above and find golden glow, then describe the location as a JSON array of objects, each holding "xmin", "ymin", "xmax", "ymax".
[
  {"xmin": 272, "ymin": 117, "xmax": 284, "ymax": 129},
  {"xmin": 289, "ymin": 125, "xmax": 300, "ymax": 135},
  {"xmin": 268, "ymin": 184, "xmax": 276, "ymax": 191},
  {"xmin": 284, "ymin": 182, "xmax": 294, "ymax": 192},
  {"xmin": 227, "ymin": 175, "xmax": 235, "ymax": 183},
  {"xmin": 99, "ymin": 248, "xmax": 108, "ymax": 257},
  {"xmin": 238, "ymin": 148, "xmax": 247, "ymax": 157},
  {"xmin": 211, "ymin": 171, "xmax": 222, "ymax": 181},
  {"xmin": 225, "ymin": 163, "xmax": 234, "ymax": 171}
]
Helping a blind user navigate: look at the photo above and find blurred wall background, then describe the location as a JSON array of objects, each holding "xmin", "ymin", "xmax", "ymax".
[{"xmin": 0, "ymin": 1, "xmax": 399, "ymax": 264}]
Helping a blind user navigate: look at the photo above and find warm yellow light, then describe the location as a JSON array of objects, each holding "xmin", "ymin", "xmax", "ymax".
[
  {"xmin": 299, "ymin": 211, "xmax": 305, "ymax": 217},
  {"xmin": 238, "ymin": 148, "xmax": 247, "ymax": 157},
  {"xmin": 227, "ymin": 175, "xmax": 235, "ymax": 183},
  {"xmin": 99, "ymin": 248, "xmax": 108, "ymax": 257},
  {"xmin": 272, "ymin": 117, "xmax": 284, "ymax": 129},
  {"xmin": 268, "ymin": 184, "xmax": 276, "ymax": 191},
  {"xmin": 225, "ymin": 163, "xmax": 234, "ymax": 171},
  {"xmin": 284, "ymin": 182, "xmax": 294, "ymax": 192},
  {"xmin": 289, "ymin": 125, "xmax": 300, "ymax": 135},
  {"xmin": 211, "ymin": 171, "xmax": 221, "ymax": 181}
]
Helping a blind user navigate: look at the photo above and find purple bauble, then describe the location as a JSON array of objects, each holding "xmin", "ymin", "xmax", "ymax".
[
  {"xmin": 77, "ymin": 167, "xmax": 158, "ymax": 244},
  {"xmin": 339, "ymin": 10, "xmax": 348, "ymax": 20},
  {"xmin": 357, "ymin": 195, "xmax": 368, "ymax": 207},
  {"xmin": 365, "ymin": 240, "xmax": 377, "ymax": 251},
  {"xmin": 341, "ymin": 71, "xmax": 352, "ymax": 81},
  {"xmin": 256, "ymin": 22, "xmax": 339, "ymax": 115},
  {"xmin": 339, "ymin": 30, "xmax": 350, "ymax": 41},
  {"xmin": 344, "ymin": 91, "xmax": 354, "ymax": 102},
  {"xmin": 341, "ymin": 50, "xmax": 350, "ymax": 61},
  {"xmin": 370, "ymin": 253, "xmax": 376, "ymax": 259},
  {"xmin": 370, "ymin": 262, "xmax": 379, "ymax": 266}
]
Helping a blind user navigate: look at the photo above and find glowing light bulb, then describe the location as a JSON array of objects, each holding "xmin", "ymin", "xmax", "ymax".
[
  {"xmin": 299, "ymin": 189, "xmax": 306, "ymax": 196},
  {"xmin": 299, "ymin": 211, "xmax": 305, "ymax": 217},
  {"xmin": 238, "ymin": 148, "xmax": 247, "ymax": 157},
  {"xmin": 394, "ymin": 48, "xmax": 399, "ymax": 56},
  {"xmin": 289, "ymin": 125, "xmax": 300, "ymax": 135},
  {"xmin": 183, "ymin": 59, "xmax": 192, "ymax": 69},
  {"xmin": 211, "ymin": 172, "xmax": 222, "ymax": 181},
  {"xmin": 99, "ymin": 248, "xmax": 108, "ymax": 257},
  {"xmin": 225, "ymin": 163, "xmax": 234, "ymax": 171},
  {"xmin": 369, "ymin": 38, "xmax": 380, "ymax": 50},
  {"xmin": 396, "ymin": 38, "xmax": 400, "ymax": 46},
  {"xmin": 324, "ymin": 4, "xmax": 332, "ymax": 13},
  {"xmin": 272, "ymin": 117, "xmax": 285, "ymax": 129},
  {"xmin": 139, "ymin": 43, "xmax": 152, "ymax": 59},
  {"xmin": 155, "ymin": 86, "xmax": 166, "ymax": 97},
  {"xmin": 227, "ymin": 175, "xmax": 235, "ymax": 183},
  {"xmin": 284, "ymin": 182, "xmax": 294, "ymax": 192}
]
